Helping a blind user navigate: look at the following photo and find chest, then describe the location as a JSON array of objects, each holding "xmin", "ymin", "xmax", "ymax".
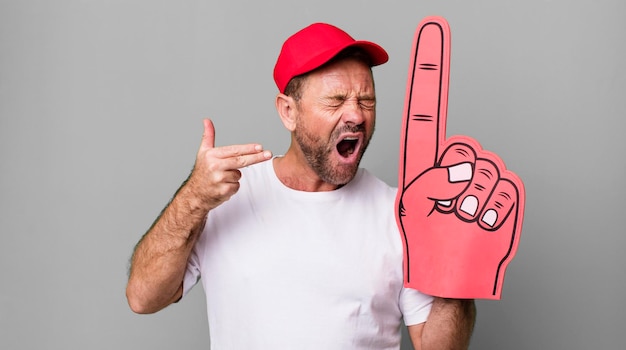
[{"xmin": 202, "ymin": 195, "xmax": 403, "ymax": 306}]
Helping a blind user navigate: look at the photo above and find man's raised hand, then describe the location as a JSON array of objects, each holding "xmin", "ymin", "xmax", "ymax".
[{"xmin": 188, "ymin": 118, "xmax": 272, "ymax": 211}]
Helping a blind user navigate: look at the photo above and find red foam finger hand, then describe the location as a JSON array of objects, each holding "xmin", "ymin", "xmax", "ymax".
[{"xmin": 395, "ymin": 17, "xmax": 526, "ymax": 299}]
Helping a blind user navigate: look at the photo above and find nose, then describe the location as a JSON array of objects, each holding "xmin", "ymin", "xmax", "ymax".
[{"xmin": 341, "ymin": 99, "xmax": 367, "ymax": 125}]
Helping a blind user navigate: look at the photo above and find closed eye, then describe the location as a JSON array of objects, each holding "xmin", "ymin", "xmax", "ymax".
[
  {"xmin": 323, "ymin": 96, "xmax": 347, "ymax": 108},
  {"xmin": 327, "ymin": 101, "xmax": 344, "ymax": 108},
  {"xmin": 322, "ymin": 96, "xmax": 376, "ymax": 110},
  {"xmin": 358, "ymin": 99, "xmax": 376, "ymax": 110}
]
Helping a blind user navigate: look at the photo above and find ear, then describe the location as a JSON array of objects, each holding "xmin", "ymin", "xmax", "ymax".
[{"xmin": 275, "ymin": 93, "xmax": 297, "ymax": 132}]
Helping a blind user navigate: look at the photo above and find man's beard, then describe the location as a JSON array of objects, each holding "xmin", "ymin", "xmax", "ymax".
[{"xmin": 294, "ymin": 121, "xmax": 373, "ymax": 186}]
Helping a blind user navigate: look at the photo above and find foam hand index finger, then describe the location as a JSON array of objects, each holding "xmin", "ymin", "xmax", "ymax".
[{"xmin": 399, "ymin": 17, "xmax": 451, "ymax": 189}]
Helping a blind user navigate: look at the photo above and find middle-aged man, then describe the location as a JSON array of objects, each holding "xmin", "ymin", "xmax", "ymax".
[{"xmin": 127, "ymin": 22, "xmax": 476, "ymax": 349}]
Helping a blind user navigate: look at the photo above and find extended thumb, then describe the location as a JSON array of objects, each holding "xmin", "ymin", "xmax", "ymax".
[{"xmin": 202, "ymin": 118, "xmax": 216, "ymax": 148}]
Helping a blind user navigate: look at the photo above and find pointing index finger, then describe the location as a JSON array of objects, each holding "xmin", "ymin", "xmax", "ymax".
[
  {"xmin": 399, "ymin": 16, "xmax": 451, "ymax": 189},
  {"xmin": 213, "ymin": 143, "xmax": 272, "ymax": 168}
]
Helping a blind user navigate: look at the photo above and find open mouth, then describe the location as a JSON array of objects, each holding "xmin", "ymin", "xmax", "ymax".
[{"xmin": 336, "ymin": 136, "xmax": 360, "ymax": 159}]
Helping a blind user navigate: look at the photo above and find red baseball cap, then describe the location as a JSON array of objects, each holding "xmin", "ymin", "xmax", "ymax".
[{"xmin": 273, "ymin": 23, "xmax": 389, "ymax": 93}]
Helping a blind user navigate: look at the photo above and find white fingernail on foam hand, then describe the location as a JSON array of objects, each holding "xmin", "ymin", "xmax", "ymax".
[
  {"xmin": 482, "ymin": 209, "xmax": 497, "ymax": 227},
  {"xmin": 448, "ymin": 163, "xmax": 472, "ymax": 182},
  {"xmin": 460, "ymin": 196, "xmax": 478, "ymax": 216}
]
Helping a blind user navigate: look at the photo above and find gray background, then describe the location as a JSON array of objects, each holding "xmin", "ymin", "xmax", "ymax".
[{"xmin": 1, "ymin": 0, "xmax": 624, "ymax": 349}]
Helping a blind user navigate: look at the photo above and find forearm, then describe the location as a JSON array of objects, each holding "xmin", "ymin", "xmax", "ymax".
[
  {"xmin": 126, "ymin": 180, "xmax": 210, "ymax": 314},
  {"xmin": 420, "ymin": 297, "xmax": 476, "ymax": 350}
]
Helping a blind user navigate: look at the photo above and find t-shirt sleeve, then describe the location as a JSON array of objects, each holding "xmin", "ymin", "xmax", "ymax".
[
  {"xmin": 399, "ymin": 287, "xmax": 434, "ymax": 326},
  {"xmin": 182, "ymin": 246, "xmax": 201, "ymax": 297}
]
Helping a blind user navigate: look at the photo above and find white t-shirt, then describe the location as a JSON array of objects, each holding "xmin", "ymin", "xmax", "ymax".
[{"xmin": 184, "ymin": 159, "xmax": 433, "ymax": 349}]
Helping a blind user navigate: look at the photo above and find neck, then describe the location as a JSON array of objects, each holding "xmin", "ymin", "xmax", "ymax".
[{"xmin": 273, "ymin": 147, "xmax": 340, "ymax": 192}]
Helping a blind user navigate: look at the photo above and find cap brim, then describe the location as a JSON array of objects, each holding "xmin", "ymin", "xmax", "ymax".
[{"xmin": 351, "ymin": 40, "xmax": 389, "ymax": 66}]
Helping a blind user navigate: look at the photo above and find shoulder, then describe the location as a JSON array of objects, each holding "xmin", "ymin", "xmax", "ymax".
[
  {"xmin": 349, "ymin": 168, "xmax": 397, "ymax": 198},
  {"xmin": 240, "ymin": 159, "xmax": 270, "ymax": 176}
]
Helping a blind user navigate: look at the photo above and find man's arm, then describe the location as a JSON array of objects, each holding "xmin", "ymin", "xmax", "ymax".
[
  {"xmin": 408, "ymin": 297, "xmax": 476, "ymax": 350},
  {"xmin": 125, "ymin": 178, "xmax": 210, "ymax": 314},
  {"xmin": 125, "ymin": 118, "xmax": 272, "ymax": 314}
]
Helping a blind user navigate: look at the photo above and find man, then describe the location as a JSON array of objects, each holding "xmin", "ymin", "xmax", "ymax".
[{"xmin": 126, "ymin": 22, "xmax": 475, "ymax": 349}]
